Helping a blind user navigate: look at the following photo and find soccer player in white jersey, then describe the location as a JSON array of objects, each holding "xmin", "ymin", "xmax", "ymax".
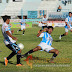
[
  {"xmin": 2, "ymin": 15, "xmax": 23, "ymax": 66},
  {"xmin": 21, "ymin": 26, "xmax": 59, "ymax": 63},
  {"xmin": 59, "ymin": 12, "xmax": 72, "ymax": 39},
  {"xmin": 41, "ymin": 15, "xmax": 48, "ymax": 30},
  {"xmin": 17, "ymin": 16, "xmax": 26, "ymax": 35}
]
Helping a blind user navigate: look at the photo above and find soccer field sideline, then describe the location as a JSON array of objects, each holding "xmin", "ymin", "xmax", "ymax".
[{"xmin": 0, "ymin": 27, "xmax": 72, "ymax": 72}]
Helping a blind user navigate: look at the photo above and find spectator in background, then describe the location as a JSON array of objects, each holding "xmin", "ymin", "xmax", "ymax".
[
  {"xmin": 57, "ymin": 5, "xmax": 62, "ymax": 12},
  {"xmin": 68, "ymin": 0, "xmax": 71, "ymax": 4},
  {"xmin": 65, "ymin": 0, "xmax": 67, "ymax": 5}
]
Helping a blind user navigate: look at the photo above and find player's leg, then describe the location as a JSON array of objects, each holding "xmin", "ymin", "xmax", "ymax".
[
  {"xmin": 59, "ymin": 28, "xmax": 68, "ymax": 39},
  {"xmin": 42, "ymin": 26, "xmax": 44, "ymax": 29},
  {"xmin": 49, "ymin": 49, "xmax": 59, "ymax": 63},
  {"xmin": 23, "ymin": 29, "xmax": 25, "ymax": 35},
  {"xmin": 44, "ymin": 45, "xmax": 59, "ymax": 63},
  {"xmin": 5, "ymin": 43, "xmax": 22, "ymax": 66},
  {"xmin": 16, "ymin": 50, "xmax": 23, "ymax": 66},
  {"xmin": 22, "ymin": 26, "xmax": 26, "ymax": 35},
  {"xmin": 18, "ymin": 29, "xmax": 22, "ymax": 31},
  {"xmin": 70, "ymin": 29, "xmax": 72, "ymax": 32},
  {"xmin": 21, "ymin": 46, "xmax": 42, "ymax": 58},
  {"xmin": 17, "ymin": 25, "xmax": 22, "ymax": 32},
  {"xmin": 12, "ymin": 43, "xmax": 23, "ymax": 66},
  {"xmin": 5, "ymin": 44, "xmax": 16, "ymax": 66}
]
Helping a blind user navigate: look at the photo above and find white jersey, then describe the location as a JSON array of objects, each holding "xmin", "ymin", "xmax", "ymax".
[
  {"xmin": 65, "ymin": 16, "xmax": 72, "ymax": 25},
  {"xmin": 65, "ymin": 16, "xmax": 72, "ymax": 29},
  {"xmin": 38, "ymin": 32, "xmax": 54, "ymax": 52},
  {"xmin": 20, "ymin": 19, "xmax": 26, "ymax": 26},
  {"xmin": 39, "ymin": 32, "xmax": 53, "ymax": 46},
  {"xmin": 2, "ymin": 23, "xmax": 16, "ymax": 45},
  {"xmin": 42, "ymin": 17, "xmax": 47, "ymax": 26}
]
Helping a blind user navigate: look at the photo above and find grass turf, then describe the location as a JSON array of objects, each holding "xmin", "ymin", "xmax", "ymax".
[{"xmin": 0, "ymin": 26, "xmax": 72, "ymax": 72}]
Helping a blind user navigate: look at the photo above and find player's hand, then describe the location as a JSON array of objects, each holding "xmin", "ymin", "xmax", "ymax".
[
  {"xmin": 11, "ymin": 30, "xmax": 14, "ymax": 34},
  {"xmin": 43, "ymin": 28, "xmax": 48, "ymax": 32},
  {"xmin": 13, "ymin": 37, "xmax": 18, "ymax": 41},
  {"xmin": 68, "ymin": 25, "xmax": 70, "ymax": 28}
]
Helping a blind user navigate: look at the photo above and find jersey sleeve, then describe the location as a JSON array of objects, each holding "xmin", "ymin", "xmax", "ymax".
[
  {"xmin": 42, "ymin": 18, "xmax": 44, "ymax": 22},
  {"xmin": 39, "ymin": 33, "xmax": 44, "ymax": 38},
  {"xmin": 65, "ymin": 18, "xmax": 68, "ymax": 23},
  {"xmin": 21, "ymin": 19, "xmax": 23, "ymax": 23},
  {"xmin": 4, "ymin": 26, "xmax": 9, "ymax": 32}
]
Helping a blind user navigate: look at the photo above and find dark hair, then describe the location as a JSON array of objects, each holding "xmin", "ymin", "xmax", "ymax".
[
  {"xmin": 47, "ymin": 26, "xmax": 54, "ymax": 30},
  {"xmin": 2, "ymin": 15, "xmax": 10, "ymax": 22},
  {"xmin": 69, "ymin": 12, "xmax": 72, "ymax": 14}
]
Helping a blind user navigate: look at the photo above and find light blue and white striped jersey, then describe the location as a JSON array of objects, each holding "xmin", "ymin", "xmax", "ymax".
[
  {"xmin": 2, "ymin": 23, "xmax": 16, "ymax": 45},
  {"xmin": 65, "ymin": 16, "xmax": 72, "ymax": 28},
  {"xmin": 20, "ymin": 19, "xmax": 26, "ymax": 26},
  {"xmin": 39, "ymin": 32, "xmax": 53, "ymax": 46}
]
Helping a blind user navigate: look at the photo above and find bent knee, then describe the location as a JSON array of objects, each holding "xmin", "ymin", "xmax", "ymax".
[
  {"xmin": 70, "ymin": 30, "xmax": 72, "ymax": 32},
  {"xmin": 55, "ymin": 50, "xmax": 59, "ymax": 55},
  {"xmin": 17, "ymin": 50, "xmax": 21, "ymax": 53},
  {"xmin": 65, "ymin": 32, "xmax": 68, "ymax": 35}
]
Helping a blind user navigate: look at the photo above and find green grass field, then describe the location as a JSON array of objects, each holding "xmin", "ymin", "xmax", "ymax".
[{"xmin": 0, "ymin": 26, "xmax": 72, "ymax": 72}]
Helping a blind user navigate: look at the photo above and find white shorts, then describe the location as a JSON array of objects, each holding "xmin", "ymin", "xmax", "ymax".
[
  {"xmin": 65, "ymin": 28, "xmax": 72, "ymax": 32},
  {"xmin": 21, "ymin": 25, "xmax": 26, "ymax": 30},
  {"xmin": 38, "ymin": 42, "xmax": 54, "ymax": 52}
]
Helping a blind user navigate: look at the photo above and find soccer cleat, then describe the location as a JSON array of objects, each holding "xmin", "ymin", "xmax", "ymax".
[
  {"xmin": 4, "ymin": 57, "xmax": 8, "ymax": 66},
  {"xmin": 23, "ymin": 34, "xmax": 24, "ymax": 35},
  {"xmin": 21, "ymin": 55, "xmax": 24, "ymax": 58},
  {"xmin": 59, "ymin": 35, "xmax": 62, "ymax": 40},
  {"xmin": 49, "ymin": 58, "xmax": 55, "ymax": 63},
  {"xmin": 49, "ymin": 61, "xmax": 55, "ymax": 63},
  {"xmin": 16, "ymin": 64, "xmax": 24, "ymax": 66}
]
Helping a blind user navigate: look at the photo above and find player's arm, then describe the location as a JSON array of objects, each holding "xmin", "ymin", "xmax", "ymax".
[
  {"xmin": 11, "ymin": 30, "xmax": 14, "ymax": 34},
  {"xmin": 37, "ymin": 28, "xmax": 47, "ymax": 37},
  {"xmin": 41, "ymin": 21, "xmax": 46, "ymax": 24},
  {"xmin": 65, "ymin": 22, "xmax": 70, "ymax": 28},
  {"xmin": 65, "ymin": 18, "xmax": 70, "ymax": 28},
  {"xmin": 6, "ymin": 31, "xmax": 17, "ymax": 41}
]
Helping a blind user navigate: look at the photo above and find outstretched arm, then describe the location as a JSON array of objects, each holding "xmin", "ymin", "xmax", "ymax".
[{"xmin": 37, "ymin": 28, "xmax": 48, "ymax": 37}]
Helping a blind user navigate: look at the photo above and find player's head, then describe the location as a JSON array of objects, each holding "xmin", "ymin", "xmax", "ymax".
[
  {"xmin": 69, "ymin": 12, "xmax": 72, "ymax": 17},
  {"xmin": 2, "ymin": 15, "xmax": 10, "ymax": 24},
  {"xmin": 44, "ymin": 15, "xmax": 46, "ymax": 18},
  {"xmin": 23, "ymin": 16, "xmax": 25, "ymax": 19},
  {"xmin": 47, "ymin": 26, "xmax": 54, "ymax": 34}
]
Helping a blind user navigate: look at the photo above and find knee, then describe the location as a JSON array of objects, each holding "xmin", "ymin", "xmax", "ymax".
[
  {"xmin": 55, "ymin": 50, "xmax": 59, "ymax": 55},
  {"xmin": 65, "ymin": 32, "xmax": 68, "ymax": 35},
  {"xmin": 17, "ymin": 50, "xmax": 21, "ymax": 53},
  {"xmin": 70, "ymin": 30, "xmax": 72, "ymax": 32}
]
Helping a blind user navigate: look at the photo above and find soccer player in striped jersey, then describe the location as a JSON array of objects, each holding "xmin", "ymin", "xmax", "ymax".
[
  {"xmin": 21, "ymin": 26, "xmax": 59, "ymax": 63},
  {"xmin": 17, "ymin": 16, "xmax": 26, "ymax": 35},
  {"xmin": 2, "ymin": 15, "xmax": 23, "ymax": 66},
  {"xmin": 59, "ymin": 12, "xmax": 72, "ymax": 39}
]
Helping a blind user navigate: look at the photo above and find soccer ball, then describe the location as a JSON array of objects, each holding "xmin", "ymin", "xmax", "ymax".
[{"xmin": 18, "ymin": 43, "xmax": 24, "ymax": 50}]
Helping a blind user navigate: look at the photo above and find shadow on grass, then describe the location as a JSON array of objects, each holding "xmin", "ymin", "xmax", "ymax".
[
  {"xmin": 54, "ymin": 40, "xmax": 72, "ymax": 42},
  {"xmin": 23, "ymin": 56, "xmax": 71, "ymax": 64},
  {"xmin": 23, "ymin": 56, "xmax": 50, "ymax": 63},
  {"xmin": 0, "ymin": 61, "xmax": 15, "ymax": 65},
  {"xmin": 13, "ymin": 34, "xmax": 22, "ymax": 35}
]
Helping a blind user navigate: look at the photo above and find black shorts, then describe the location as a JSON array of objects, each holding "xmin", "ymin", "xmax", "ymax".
[{"xmin": 6, "ymin": 43, "xmax": 20, "ymax": 53}]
